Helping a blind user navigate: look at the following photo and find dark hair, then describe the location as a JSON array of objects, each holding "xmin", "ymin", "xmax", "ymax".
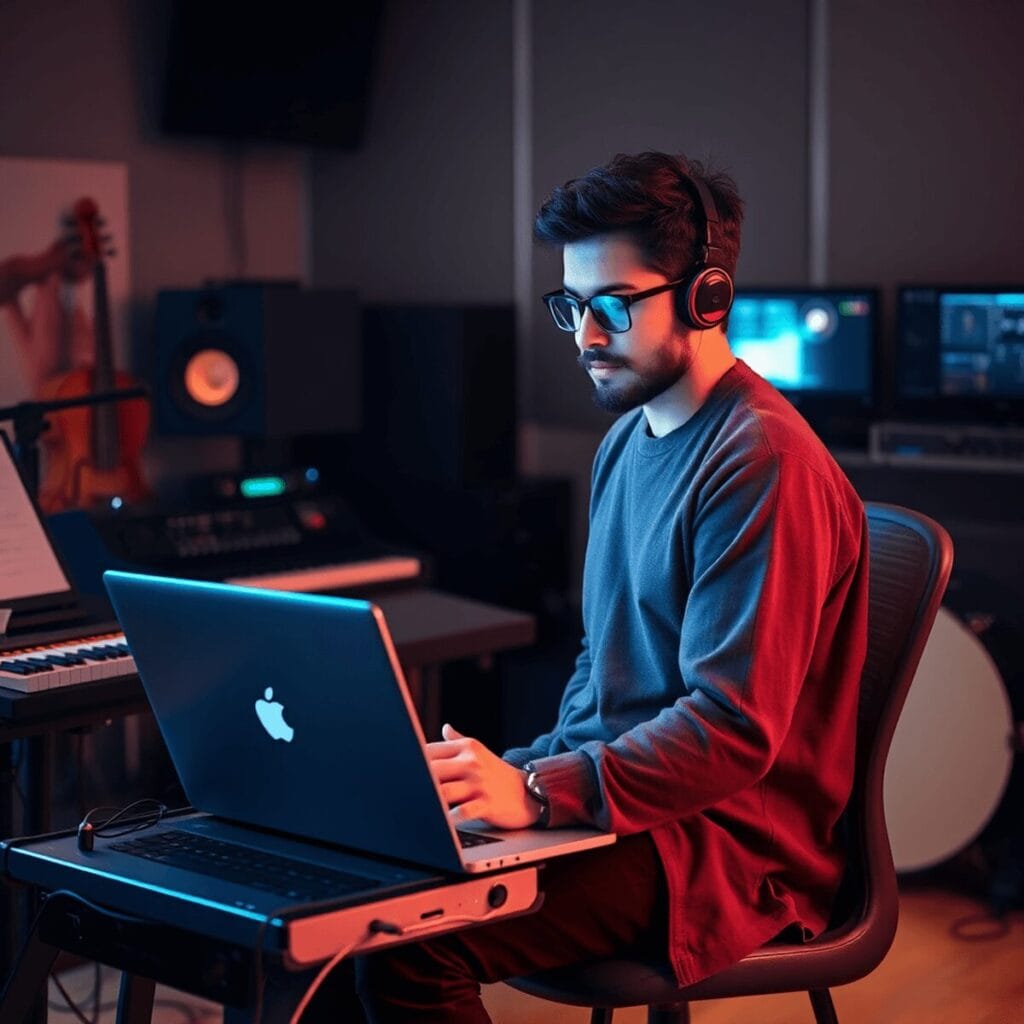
[{"xmin": 533, "ymin": 151, "xmax": 744, "ymax": 281}]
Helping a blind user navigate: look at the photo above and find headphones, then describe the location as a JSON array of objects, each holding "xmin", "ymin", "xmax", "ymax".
[{"xmin": 674, "ymin": 167, "xmax": 735, "ymax": 331}]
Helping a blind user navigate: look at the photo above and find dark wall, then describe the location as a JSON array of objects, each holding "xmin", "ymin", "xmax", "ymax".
[
  {"xmin": 310, "ymin": 0, "xmax": 515, "ymax": 303},
  {"xmin": 829, "ymin": 0, "xmax": 1024, "ymax": 286},
  {"xmin": 828, "ymin": 0, "xmax": 1024, "ymax": 391},
  {"xmin": 528, "ymin": 0, "xmax": 810, "ymax": 428}
]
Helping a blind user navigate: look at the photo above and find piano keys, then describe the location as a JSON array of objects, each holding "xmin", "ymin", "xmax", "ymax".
[{"xmin": 0, "ymin": 632, "xmax": 135, "ymax": 694}]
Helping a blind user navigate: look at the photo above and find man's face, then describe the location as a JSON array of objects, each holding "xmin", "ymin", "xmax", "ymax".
[{"xmin": 561, "ymin": 233, "xmax": 694, "ymax": 414}]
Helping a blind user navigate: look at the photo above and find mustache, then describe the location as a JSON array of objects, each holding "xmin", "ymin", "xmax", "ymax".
[{"xmin": 577, "ymin": 351, "xmax": 628, "ymax": 370}]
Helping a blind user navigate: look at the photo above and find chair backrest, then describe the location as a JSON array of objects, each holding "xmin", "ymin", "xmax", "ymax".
[
  {"xmin": 828, "ymin": 502, "xmax": 953, "ymax": 964},
  {"xmin": 504, "ymin": 502, "xmax": 955, "ymax": 1007}
]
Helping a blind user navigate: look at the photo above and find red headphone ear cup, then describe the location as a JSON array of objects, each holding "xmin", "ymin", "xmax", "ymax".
[{"xmin": 686, "ymin": 268, "xmax": 734, "ymax": 329}]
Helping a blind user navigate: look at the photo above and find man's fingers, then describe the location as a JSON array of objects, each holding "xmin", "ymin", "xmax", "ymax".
[
  {"xmin": 424, "ymin": 740, "xmax": 466, "ymax": 761},
  {"xmin": 439, "ymin": 781, "xmax": 476, "ymax": 808},
  {"xmin": 430, "ymin": 757, "xmax": 477, "ymax": 783},
  {"xmin": 451, "ymin": 799, "xmax": 488, "ymax": 824}
]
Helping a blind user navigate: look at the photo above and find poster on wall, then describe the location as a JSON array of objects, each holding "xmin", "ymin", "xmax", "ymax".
[
  {"xmin": 0, "ymin": 156, "xmax": 131, "ymax": 406},
  {"xmin": 0, "ymin": 156, "xmax": 143, "ymax": 511}
]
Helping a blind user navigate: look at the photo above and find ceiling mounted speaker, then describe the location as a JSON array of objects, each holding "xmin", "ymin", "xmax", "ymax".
[{"xmin": 154, "ymin": 284, "xmax": 360, "ymax": 438}]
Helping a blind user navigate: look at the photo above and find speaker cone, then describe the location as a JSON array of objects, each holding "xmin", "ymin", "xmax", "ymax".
[
  {"xmin": 170, "ymin": 336, "xmax": 250, "ymax": 422},
  {"xmin": 184, "ymin": 348, "xmax": 241, "ymax": 407}
]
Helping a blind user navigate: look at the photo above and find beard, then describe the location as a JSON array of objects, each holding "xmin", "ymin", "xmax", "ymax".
[{"xmin": 579, "ymin": 339, "xmax": 693, "ymax": 414}]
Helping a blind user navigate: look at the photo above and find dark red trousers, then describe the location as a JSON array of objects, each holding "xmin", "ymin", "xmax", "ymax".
[{"xmin": 353, "ymin": 832, "xmax": 668, "ymax": 1023}]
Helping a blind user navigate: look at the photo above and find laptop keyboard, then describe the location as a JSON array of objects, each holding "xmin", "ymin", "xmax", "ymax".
[
  {"xmin": 109, "ymin": 830, "xmax": 384, "ymax": 903},
  {"xmin": 456, "ymin": 830, "xmax": 501, "ymax": 848}
]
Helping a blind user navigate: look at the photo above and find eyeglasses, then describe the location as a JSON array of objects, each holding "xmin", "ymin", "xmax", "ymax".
[{"xmin": 542, "ymin": 279, "xmax": 684, "ymax": 334}]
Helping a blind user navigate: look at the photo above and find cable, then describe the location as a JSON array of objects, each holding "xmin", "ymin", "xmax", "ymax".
[
  {"xmin": 250, "ymin": 898, "xmax": 488, "ymax": 1024},
  {"xmin": 948, "ymin": 910, "xmax": 1016, "ymax": 941},
  {"xmin": 48, "ymin": 963, "xmax": 100, "ymax": 1024},
  {"xmin": 78, "ymin": 798, "xmax": 168, "ymax": 851},
  {"xmin": 81, "ymin": 798, "xmax": 168, "ymax": 837},
  {"xmin": 49, "ymin": 992, "xmax": 218, "ymax": 1024},
  {"xmin": 284, "ymin": 914, "xmax": 486, "ymax": 1024},
  {"xmin": 7, "ymin": 738, "xmax": 29, "ymax": 814},
  {"xmin": 284, "ymin": 937, "xmax": 362, "ymax": 1024}
]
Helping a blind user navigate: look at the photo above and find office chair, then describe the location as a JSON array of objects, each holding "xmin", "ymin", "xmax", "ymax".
[{"xmin": 507, "ymin": 502, "xmax": 954, "ymax": 1024}]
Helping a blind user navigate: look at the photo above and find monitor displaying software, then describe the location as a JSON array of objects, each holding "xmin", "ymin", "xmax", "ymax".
[
  {"xmin": 728, "ymin": 289, "xmax": 876, "ymax": 400},
  {"xmin": 898, "ymin": 287, "xmax": 1024, "ymax": 401}
]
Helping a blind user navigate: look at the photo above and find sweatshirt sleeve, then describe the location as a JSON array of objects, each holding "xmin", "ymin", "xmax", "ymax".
[
  {"xmin": 527, "ymin": 450, "xmax": 855, "ymax": 831},
  {"xmin": 502, "ymin": 635, "xmax": 592, "ymax": 768}
]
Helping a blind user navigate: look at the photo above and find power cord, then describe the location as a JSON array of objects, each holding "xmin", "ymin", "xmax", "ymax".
[
  {"xmin": 285, "ymin": 914, "xmax": 485, "ymax": 1024},
  {"xmin": 250, "ymin": 900, "xmax": 486, "ymax": 1024}
]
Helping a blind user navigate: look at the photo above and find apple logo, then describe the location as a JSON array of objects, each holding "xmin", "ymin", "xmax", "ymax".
[{"xmin": 255, "ymin": 687, "xmax": 294, "ymax": 742}]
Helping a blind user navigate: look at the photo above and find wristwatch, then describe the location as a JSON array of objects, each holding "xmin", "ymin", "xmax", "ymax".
[{"xmin": 523, "ymin": 761, "xmax": 551, "ymax": 827}]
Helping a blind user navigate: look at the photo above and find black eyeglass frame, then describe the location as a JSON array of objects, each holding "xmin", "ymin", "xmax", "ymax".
[{"xmin": 541, "ymin": 278, "xmax": 686, "ymax": 334}]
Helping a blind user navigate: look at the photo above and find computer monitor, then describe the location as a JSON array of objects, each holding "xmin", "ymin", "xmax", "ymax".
[
  {"xmin": 728, "ymin": 287, "xmax": 879, "ymax": 444},
  {"xmin": 897, "ymin": 285, "xmax": 1024, "ymax": 423}
]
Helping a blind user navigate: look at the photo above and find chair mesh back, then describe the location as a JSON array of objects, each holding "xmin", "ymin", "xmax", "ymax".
[
  {"xmin": 830, "ymin": 503, "xmax": 952, "ymax": 928},
  {"xmin": 857, "ymin": 515, "xmax": 935, "ymax": 771}
]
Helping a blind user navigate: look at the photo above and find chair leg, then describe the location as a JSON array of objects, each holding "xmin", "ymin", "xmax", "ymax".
[
  {"xmin": 648, "ymin": 1005, "xmax": 691, "ymax": 1024},
  {"xmin": 808, "ymin": 988, "xmax": 838, "ymax": 1024},
  {"xmin": 590, "ymin": 1009, "xmax": 613, "ymax": 1024}
]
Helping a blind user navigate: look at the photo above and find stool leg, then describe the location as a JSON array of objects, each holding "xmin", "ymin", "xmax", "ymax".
[
  {"xmin": 648, "ymin": 1005, "xmax": 691, "ymax": 1024},
  {"xmin": 115, "ymin": 973, "xmax": 156, "ymax": 1024},
  {"xmin": 808, "ymin": 988, "xmax": 838, "ymax": 1024}
]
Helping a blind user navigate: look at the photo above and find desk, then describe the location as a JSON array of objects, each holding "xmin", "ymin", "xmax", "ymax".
[
  {"xmin": 1, "ymin": 587, "xmax": 535, "ymax": 985},
  {"xmin": 0, "ymin": 817, "xmax": 542, "ymax": 1024}
]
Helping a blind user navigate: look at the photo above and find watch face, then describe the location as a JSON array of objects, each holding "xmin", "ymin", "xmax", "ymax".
[{"xmin": 526, "ymin": 772, "xmax": 547, "ymax": 802}]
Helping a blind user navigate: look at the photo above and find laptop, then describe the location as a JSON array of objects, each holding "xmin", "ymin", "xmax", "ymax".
[{"xmin": 102, "ymin": 570, "xmax": 614, "ymax": 878}]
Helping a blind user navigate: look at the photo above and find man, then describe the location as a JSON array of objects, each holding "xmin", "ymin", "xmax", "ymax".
[{"xmin": 356, "ymin": 151, "xmax": 869, "ymax": 1022}]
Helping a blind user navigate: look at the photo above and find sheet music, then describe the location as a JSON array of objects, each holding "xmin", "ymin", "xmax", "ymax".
[{"xmin": 0, "ymin": 438, "xmax": 71, "ymax": 601}]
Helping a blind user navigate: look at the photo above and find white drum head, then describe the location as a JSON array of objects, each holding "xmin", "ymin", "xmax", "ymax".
[{"xmin": 884, "ymin": 606, "xmax": 1014, "ymax": 872}]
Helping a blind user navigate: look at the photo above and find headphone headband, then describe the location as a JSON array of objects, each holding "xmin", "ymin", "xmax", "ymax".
[{"xmin": 678, "ymin": 167, "xmax": 722, "ymax": 267}]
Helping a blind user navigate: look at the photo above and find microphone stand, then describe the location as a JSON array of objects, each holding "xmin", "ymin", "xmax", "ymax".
[{"xmin": 0, "ymin": 386, "xmax": 148, "ymax": 501}]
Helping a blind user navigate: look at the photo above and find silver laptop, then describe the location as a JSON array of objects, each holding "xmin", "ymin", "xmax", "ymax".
[{"xmin": 102, "ymin": 570, "xmax": 613, "ymax": 875}]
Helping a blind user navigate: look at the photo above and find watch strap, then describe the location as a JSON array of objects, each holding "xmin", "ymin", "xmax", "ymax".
[{"xmin": 523, "ymin": 761, "xmax": 551, "ymax": 827}]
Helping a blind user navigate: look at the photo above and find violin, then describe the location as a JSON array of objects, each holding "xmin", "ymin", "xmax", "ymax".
[{"xmin": 36, "ymin": 198, "xmax": 150, "ymax": 513}]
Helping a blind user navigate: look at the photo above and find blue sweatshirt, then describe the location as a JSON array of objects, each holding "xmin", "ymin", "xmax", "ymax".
[{"xmin": 505, "ymin": 360, "xmax": 869, "ymax": 986}]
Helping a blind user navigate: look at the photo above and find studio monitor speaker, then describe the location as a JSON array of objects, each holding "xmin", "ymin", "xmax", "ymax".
[{"xmin": 153, "ymin": 284, "xmax": 360, "ymax": 437}]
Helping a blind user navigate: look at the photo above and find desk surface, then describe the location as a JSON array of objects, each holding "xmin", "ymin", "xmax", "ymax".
[
  {"xmin": 1, "ymin": 815, "xmax": 543, "ymax": 965},
  {"xmin": 0, "ymin": 821, "xmax": 542, "ymax": 1023},
  {"xmin": 0, "ymin": 587, "xmax": 534, "ymax": 734}
]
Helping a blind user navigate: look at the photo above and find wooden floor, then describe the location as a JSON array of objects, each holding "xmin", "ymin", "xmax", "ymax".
[
  {"xmin": 50, "ymin": 884, "xmax": 1023, "ymax": 1024},
  {"xmin": 481, "ymin": 884, "xmax": 1024, "ymax": 1024}
]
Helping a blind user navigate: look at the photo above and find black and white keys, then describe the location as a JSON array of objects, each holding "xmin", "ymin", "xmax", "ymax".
[{"xmin": 0, "ymin": 634, "xmax": 135, "ymax": 694}]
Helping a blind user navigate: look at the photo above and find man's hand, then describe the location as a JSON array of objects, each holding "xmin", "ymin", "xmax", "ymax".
[{"xmin": 426, "ymin": 723, "xmax": 542, "ymax": 830}]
